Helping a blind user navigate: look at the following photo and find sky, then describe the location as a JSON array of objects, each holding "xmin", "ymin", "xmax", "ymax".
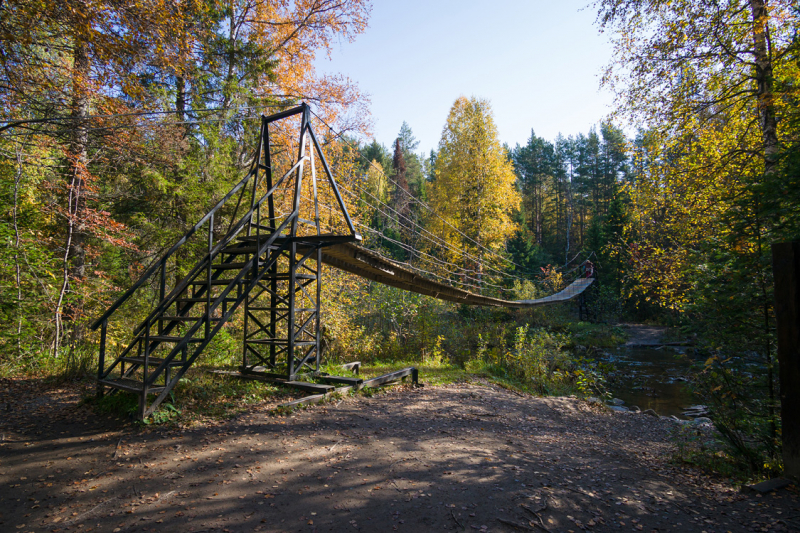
[{"xmin": 315, "ymin": 1, "xmax": 617, "ymax": 155}]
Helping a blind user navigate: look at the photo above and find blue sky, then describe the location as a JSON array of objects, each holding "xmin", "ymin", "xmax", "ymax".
[{"xmin": 315, "ymin": 1, "xmax": 615, "ymax": 154}]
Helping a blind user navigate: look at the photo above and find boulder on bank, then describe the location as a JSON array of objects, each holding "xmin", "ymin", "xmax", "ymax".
[{"xmin": 682, "ymin": 405, "xmax": 710, "ymax": 418}]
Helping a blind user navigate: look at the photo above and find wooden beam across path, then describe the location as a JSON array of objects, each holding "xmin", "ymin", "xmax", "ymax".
[
  {"xmin": 308, "ymin": 242, "xmax": 593, "ymax": 308},
  {"xmin": 207, "ymin": 367, "xmax": 419, "ymax": 410},
  {"xmin": 278, "ymin": 367, "xmax": 419, "ymax": 409}
]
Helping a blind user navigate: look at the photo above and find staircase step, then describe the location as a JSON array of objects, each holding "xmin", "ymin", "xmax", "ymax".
[
  {"xmin": 98, "ymin": 378, "xmax": 166, "ymax": 394},
  {"xmin": 160, "ymin": 315, "xmax": 223, "ymax": 321},
  {"xmin": 247, "ymin": 307, "xmax": 316, "ymax": 312},
  {"xmin": 244, "ymin": 339, "xmax": 316, "ymax": 346},
  {"xmin": 237, "ymin": 233, "xmax": 351, "ymax": 243},
  {"xmin": 211, "ymin": 262, "xmax": 256, "ymax": 270},
  {"xmin": 284, "ymin": 381, "xmax": 334, "ymax": 393},
  {"xmin": 148, "ymin": 335, "xmax": 205, "ymax": 343},
  {"xmin": 120, "ymin": 356, "xmax": 185, "ymax": 366},
  {"xmin": 237, "ymin": 235, "xmax": 288, "ymax": 242},
  {"xmin": 186, "ymin": 274, "xmax": 313, "ymax": 284},
  {"xmin": 221, "ymin": 246, "xmax": 258, "ymax": 254},
  {"xmin": 318, "ymin": 375, "xmax": 363, "ymax": 386},
  {"xmin": 246, "ymin": 273, "xmax": 316, "ymax": 281},
  {"xmin": 174, "ymin": 297, "xmax": 238, "ymax": 303},
  {"xmin": 220, "ymin": 245, "xmax": 322, "ymax": 256}
]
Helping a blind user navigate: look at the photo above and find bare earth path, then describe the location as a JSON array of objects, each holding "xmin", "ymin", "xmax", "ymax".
[{"xmin": 1, "ymin": 378, "xmax": 797, "ymax": 533}]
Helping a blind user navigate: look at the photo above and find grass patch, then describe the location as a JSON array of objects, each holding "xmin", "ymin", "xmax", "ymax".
[
  {"xmin": 359, "ymin": 360, "xmax": 469, "ymax": 386},
  {"xmin": 93, "ymin": 390, "xmax": 139, "ymax": 419},
  {"xmin": 86, "ymin": 356, "xmax": 564, "ymax": 426},
  {"xmin": 465, "ymin": 359, "xmax": 576, "ymax": 397},
  {"xmin": 671, "ymin": 423, "xmax": 784, "ymax": 484},
  {"xmin": 170, "ymin": 368, "xmax": 296, "ymax": 422}
]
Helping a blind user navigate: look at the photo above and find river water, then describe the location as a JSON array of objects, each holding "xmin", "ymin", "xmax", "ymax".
[{"xmin": 602, "ymin": 345, "xmax": 701, "ymax": 418}]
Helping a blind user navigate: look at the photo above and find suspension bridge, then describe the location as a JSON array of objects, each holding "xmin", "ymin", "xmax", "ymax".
[{"xmin": 91, "ymin": 104, "xmax": 594, "ymax": 419}]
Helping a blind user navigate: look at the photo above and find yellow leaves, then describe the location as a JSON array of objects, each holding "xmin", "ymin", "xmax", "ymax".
[{"xmin": 427, "ymin": 96, "xmax": 519, "ymax": 273}]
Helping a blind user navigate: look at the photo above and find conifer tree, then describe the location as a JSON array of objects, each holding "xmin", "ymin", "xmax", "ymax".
[{"xmin": 391, "ymin": 138, "xmax": 411, "ymax": 220}]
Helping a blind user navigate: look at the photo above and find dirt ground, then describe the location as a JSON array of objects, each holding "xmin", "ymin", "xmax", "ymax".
[{"xmin": 1, "ymin": 377, "xmax": 797, "ymax": 533}]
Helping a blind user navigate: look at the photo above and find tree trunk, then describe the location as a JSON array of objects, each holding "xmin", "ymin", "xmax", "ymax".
[
  {"xmin": 68, "ymin": 38, "xmax": 89, "ymax": 286},
  {"xmin": 176, "ymin": 74, "xmax": 186, "ymax": 121},
  {"xmin": 55, "ymin": 35, "xmax": 90, "ymax": 353},
  {"xmin": 750, "ymin": 0, "xmax": 779, "ymax": 172}
]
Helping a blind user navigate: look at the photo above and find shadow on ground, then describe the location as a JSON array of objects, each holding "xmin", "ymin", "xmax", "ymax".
[{"xmin": 1, "ymin": 378, "xmax": 797, "ymax": 532}]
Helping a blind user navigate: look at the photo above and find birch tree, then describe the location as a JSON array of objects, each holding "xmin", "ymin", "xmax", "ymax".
[{"xmin": 428, "ymin": 96, "xmax": 520, "ymax": 286}]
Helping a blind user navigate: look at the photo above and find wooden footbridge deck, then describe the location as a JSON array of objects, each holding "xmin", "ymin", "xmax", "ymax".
[{"xmin": 316, "ymin": 241, "xmax": 593, "ymax": 307}]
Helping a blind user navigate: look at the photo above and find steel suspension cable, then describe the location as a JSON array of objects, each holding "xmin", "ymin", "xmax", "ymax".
[
  {"xmin": 338, "ymin": 175, "xmax": 532, "ymax": 283},
  {"xmin": 308, "ymin": 109, "xmax": 540, "ymax": 277}
]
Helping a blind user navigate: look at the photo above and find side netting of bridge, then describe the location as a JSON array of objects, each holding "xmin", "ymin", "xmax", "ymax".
[
  {"xmin": 309, "ymin": 242, "xmax": 594, "ymax": 307},
  {"xmin": 301, "ymin": 110, "xmax": 595, "ymax": 308}
]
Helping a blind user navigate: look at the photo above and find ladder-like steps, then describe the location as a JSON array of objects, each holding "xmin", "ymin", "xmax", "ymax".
[
  {"xmin": 244, "ymin": 339, "xmax": 316, "ymax": 346},
  {"xmin": 210, "ymin": 262, "xmax": 257, "ymax": 270},
  {"xmin": 120, "ymin": 356, "xmax": 185, "ymax": 366},
  {"xmin": 284, "ymin": 381, "xmax": 334, "ymax": 394},
  {"xmin": 247, "ymin": 307, "xmax": 316, "ymax": 312},
  {"xmin": 98, "ymin": 378, "xmax": 166, "ymax": 394},
  {"xmin": 95, "ymin": 104, "xmax": 358, "ymax": 421},
  {"xmin": 186, "ymin": 274, "xmax": 314, "ymax": 284},
  {"xmin": 160, "ymin": 315, "xmax": 223, "ymax": 322},
  {"xmin": 147, "ymin": 335, "xmax": 205, "ymax": 343},
  {"xmin": 174, "ymin": 297, "xmax": 238, "ymax": 303},
  {"xmin": 318, "ymin": 375, "xmax": 363, "ymax": 386}
]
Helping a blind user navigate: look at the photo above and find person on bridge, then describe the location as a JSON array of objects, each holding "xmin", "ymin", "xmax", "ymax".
[{"xmin": 583, "ymin": 260, "xmax": 594, "ymax": 278}]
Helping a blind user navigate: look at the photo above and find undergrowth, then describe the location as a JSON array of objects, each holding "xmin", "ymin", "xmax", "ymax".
[{"xmin": 671, "ymin": 423, "xmax": 783, "ymax": 484}]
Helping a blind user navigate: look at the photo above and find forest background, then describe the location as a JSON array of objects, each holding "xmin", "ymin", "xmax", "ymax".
[{"xmin": 0, "ymin": 0, "xmax": 799, "ymax": 477}]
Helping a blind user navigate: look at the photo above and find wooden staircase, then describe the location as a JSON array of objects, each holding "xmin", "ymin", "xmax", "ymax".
[{"xmin": 92, "ymin": 104, "xmax": 360, "ymax": 420}]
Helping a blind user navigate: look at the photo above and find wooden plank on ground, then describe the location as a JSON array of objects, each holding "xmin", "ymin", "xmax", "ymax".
[
  {"xmin": 278, "ymin": 367, "xmax": 418, "ymax": 409},
  {"xmin": 284, "ymin": 381, "xmax": 334, "ymax": 393},
  {"xmin": 745, "ymin": 478, "xmax": 792, "ymax": 494},
  {"xmin": 362, "ymin": 367, "xmax": 417, "ymax": 388},
  {"xmin": 319, "ymin": 375, "xmax": 363, "ymax": 386}
]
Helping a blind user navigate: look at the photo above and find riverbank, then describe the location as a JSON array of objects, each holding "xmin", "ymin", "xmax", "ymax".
[
  {"xmin": 597, "ymin": 324, "xmax": 698, "ymax": 418},
  {"xmin": 1, "ymin": 377, "xmax": 797, "ymax": 532}
]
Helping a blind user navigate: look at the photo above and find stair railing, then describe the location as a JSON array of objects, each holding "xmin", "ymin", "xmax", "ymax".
[{"xmin": 91, "ymin": 141, "xmax": 307, "ymax": 386}]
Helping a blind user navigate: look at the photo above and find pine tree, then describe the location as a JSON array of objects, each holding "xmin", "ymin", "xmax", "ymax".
[{"xmin": 391, "ymin": 138, "xmax": 411, "ymax": 220}]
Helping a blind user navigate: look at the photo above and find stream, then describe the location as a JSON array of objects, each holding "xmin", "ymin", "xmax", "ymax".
[{"xmin": 601, "ymin": 343, "xmax": 702, "ymax": 418}]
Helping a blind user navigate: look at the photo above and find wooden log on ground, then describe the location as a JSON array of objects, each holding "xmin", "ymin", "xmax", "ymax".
[
  {"xmin": 341, "ymin": 361, "xmax": 361, "ymax": 375},
  {"xmin": 278, "ymin": 367, "xmax": 418, "ymax": 409}
]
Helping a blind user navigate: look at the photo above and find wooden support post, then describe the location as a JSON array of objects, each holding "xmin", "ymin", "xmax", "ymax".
[
  {"xmin": 772, "ymin": 241, "xmax": 800, "ymax": 479},
  {"xmin": 96, "ymin": 319, "xmax": 107, "ymax": 398}
]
